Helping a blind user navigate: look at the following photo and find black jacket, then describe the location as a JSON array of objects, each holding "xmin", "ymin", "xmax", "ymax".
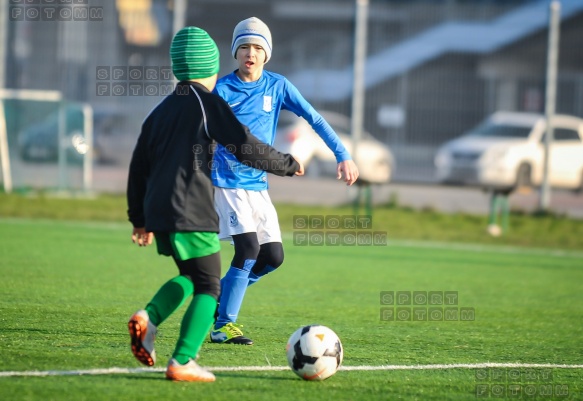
[{"xmin": 127, "ymin": 82, "xmax": 300, "ymax": 232}]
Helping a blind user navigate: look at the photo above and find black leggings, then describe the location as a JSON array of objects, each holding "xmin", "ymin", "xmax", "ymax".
[
  {"xmin": 174, "ymin": 252, "xmax": 221, "ymax": 300},
  {"xmin": 231, "ymin": 232, "xmax": 284, "ymax": 274}
]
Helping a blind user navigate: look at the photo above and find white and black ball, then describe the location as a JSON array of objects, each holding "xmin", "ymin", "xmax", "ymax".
[{"xmin": 285, "ymin": 325, "xmax": 343, "ymax": 381}]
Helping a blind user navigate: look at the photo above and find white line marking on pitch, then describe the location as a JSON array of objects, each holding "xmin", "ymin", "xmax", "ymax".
[{"xmin": 1, "ymin": 363, "xmax": 582, "ymax": 378}]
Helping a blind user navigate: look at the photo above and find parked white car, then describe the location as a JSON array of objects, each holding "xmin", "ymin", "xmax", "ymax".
[
  {"xmin": 274, "ymin": 111, "xmax": 395, "ymax": 184},
  {"xmin": 434, "ymin": 111, "xmax": 583, "ymax": 192}
]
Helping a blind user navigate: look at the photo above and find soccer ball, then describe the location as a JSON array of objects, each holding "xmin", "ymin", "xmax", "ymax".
[{"xmin": 285, "ymin": 325, "xmax": 343, "ymax": 381}]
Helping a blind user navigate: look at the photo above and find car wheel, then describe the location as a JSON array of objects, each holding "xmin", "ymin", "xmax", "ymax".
[
  {"xmin": 575, "ymin": 169, "xmax": 583, "ymax": 195},
  {"xmin": 306, "ymin": 158, "xmax": 322, "ymax": 178},
  {"xmin": 20, "ymin": 146, "xmax": 31, "ymax": 161},
  {"xmin": 515, "ymin": 163, "xmax": 532, "ymax": 190}
]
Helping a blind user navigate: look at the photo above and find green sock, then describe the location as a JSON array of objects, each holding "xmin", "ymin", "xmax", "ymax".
[
  {"xmin": 173, "ymin": 294, "xmax": 217, "ymax": 364},
  {"xmin": 488, "ymin": 195, "xmax": 499, "ymax": 225},
  {"xmin": 501, "ymin": 196, "xmax": 510, "ymax": 232},
  {"xmin": 145, "ymin": 275, "xmax": 193, "ymax": 326}
]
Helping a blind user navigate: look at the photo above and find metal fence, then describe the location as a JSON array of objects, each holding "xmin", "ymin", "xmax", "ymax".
[{"xmin": 2, "ymin": 0, "xmax": 583, "ymax": 192}]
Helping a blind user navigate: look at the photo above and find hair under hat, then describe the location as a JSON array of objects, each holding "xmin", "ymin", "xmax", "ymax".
[
  {"xmin": 170, "ymin": 26, "xmax": 220, "ymax": 81},
  {"xmin": 231, "ymin": 17, "xmax": 272, "ymax": 63}
]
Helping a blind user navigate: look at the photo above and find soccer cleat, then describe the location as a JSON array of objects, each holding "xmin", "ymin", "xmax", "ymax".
[
  {"xmin": 210, "ymin": 323, "xmax": 253, "ymax": 345},
  {"xmin": 165, "ymin": 358, "xmax": 216, "ymax": 382},
  {"xmin": 128, "ymin": 310, "xmax": 157, "ymax": 366}
]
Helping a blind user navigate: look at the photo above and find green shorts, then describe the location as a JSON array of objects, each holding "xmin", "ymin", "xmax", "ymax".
[{"xmin": 155, "ymin": 232, "xmax": 220, "ymax": 261}]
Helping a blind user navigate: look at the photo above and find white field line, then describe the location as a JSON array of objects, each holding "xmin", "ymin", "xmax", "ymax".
[{"xmin": 1, "ymin": 363, "xmax": 582, "ymax": 378}]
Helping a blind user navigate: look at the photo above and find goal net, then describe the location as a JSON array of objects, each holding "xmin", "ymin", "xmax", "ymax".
[{"xmin": 0, "ymin": 89, "xmax": 93, "ymax": 194}]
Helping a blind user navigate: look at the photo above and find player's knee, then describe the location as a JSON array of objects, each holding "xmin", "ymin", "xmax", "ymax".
[
  {"xmin": 177, "ymin": 253, "xmax": 222, "ymax": 300},
  {"xmin": 237, "ymin": 243, "xmax": 260, "ymax": 262},
  {"xmin": 266, "ymin": 251, "xmax": 284, "ymax": 268},
  {"xmin": 193, "ymin": 277, "xmax": 221, "ymax": 300},
  {"xmin": 232, "ymin": 233, "xmax": 260, "ymax": 267},
  {"xmin": 263, "ymin": 242, "xmax": 284, "ymax": 268},
  {"xmin": 188, "ymin": 266, "xmax": 221, "ymax": 300}
]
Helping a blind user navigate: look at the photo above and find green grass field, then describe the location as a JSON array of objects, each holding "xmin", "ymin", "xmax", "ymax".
[{"xmin": 1, "ymin": 217, "xmax": 582, "ymax": 400}]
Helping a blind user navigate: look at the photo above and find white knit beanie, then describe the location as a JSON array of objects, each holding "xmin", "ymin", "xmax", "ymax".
[{"xmin": 231, "ymin": 17, "xmax": 272, "ymax": 63}]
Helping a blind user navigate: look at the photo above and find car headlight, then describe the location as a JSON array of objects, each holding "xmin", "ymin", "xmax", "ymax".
[
  {"xmin": 71, "ymin": 133, "xmax": 89, "ymax": 155},
  {"xmin": 434, "ymin": 149, "xmax": 450, "ymax": 167}
]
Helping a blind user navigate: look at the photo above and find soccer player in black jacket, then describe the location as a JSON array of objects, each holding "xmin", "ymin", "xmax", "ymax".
[{"xmin": 126, "ymin": 26, "xmax": 303, "ymax": 382}]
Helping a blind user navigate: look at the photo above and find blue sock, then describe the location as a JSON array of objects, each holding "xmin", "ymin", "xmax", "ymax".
[
  {"xmin": 247, "ymin": 265, "xmax": 277, "ymax": 287},
  {"xmin": 215, "ymin": 259, "xmax": 254, "ymax": 329}
]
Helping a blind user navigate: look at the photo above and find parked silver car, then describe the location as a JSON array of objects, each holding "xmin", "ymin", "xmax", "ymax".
[
  {"xmin": 274, "ymin": 111, "xmax": 395, "ymax": 184},
  {"xmin": 17, "ymin": 104, "xmax": 124, "ymax": 164},
  {"xmin": 434, "ymin": 111, "xmax": 583, "ymax": 192}
]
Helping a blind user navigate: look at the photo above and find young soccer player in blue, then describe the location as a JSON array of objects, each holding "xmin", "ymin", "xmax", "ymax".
[{"xmin": 210, "ymin": 17, "xmax": 359, "ymax": 345}]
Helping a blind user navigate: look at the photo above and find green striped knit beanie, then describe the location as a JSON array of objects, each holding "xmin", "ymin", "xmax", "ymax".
[{"xmin": 170, "ymin": 27, "xmax": 220, "ymax": 81}]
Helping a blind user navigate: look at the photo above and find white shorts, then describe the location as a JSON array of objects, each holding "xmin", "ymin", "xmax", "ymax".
[{"xmin": 214, "ymin": 188, "xmax": 282, "ymax": 244}]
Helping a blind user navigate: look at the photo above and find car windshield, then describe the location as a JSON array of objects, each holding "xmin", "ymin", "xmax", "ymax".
[{"xmin": 469, "ymin": 122, "xmax": 532, "ymax": 138}]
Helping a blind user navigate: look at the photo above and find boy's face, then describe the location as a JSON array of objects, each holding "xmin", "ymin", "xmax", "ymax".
[{"xmin": 235, "ymin": 43, "xmax": 267, "ymax": 75}]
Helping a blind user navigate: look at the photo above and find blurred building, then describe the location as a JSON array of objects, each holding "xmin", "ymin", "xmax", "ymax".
[{"xmin": 3, "ymin": 0, "xmax": 583, "ymax": 180}]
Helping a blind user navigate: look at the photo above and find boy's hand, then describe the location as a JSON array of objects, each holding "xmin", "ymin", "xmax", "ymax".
[
  {"xmin": 132, "ymin": 227, "xmax": 153, "ymax": 247},
  {"xmin": 337, "ymin": 160, "xmax": 359, "ymax": 186},
  {"xmin": 294, "ymin": 158, "xmax": 305, "ymax": 176}
]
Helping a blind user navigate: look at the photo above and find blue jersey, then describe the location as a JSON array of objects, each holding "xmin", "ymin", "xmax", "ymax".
[{"xmin": 212, "ymin": 70, "xmax": 351, "ymax": 190}]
